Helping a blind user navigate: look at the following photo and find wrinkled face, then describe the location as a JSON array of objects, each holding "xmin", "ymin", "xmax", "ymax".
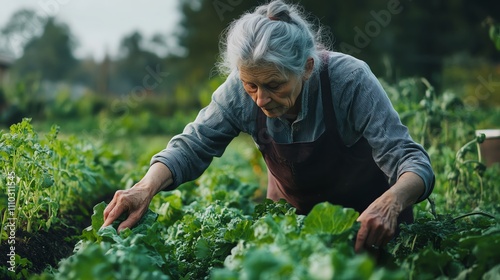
[{"xmin": 239, "ymin": 65, "xmax": 304, "ymax": 118}]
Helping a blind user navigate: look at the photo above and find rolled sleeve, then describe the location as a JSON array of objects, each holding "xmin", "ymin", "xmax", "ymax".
[{"xmin": 150, "ymin": 148, "xmax": 186, "ymax": 190}]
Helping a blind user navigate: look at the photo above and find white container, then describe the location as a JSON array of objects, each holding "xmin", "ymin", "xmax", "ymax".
[{"xmin": 475, "ymin": 129, "xmax": 500, "ymax": 167}]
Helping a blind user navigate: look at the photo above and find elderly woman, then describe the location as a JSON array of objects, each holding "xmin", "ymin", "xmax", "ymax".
[{"xmin": 103, "ymin": 0, "xmax": 434, "ymax": 252}]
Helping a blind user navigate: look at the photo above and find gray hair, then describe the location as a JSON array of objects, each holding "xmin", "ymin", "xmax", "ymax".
[{"xmin": 217, "ymin": 0, "xmax": 330, "ymax": 78}]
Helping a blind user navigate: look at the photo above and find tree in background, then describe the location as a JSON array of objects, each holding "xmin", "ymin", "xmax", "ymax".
[
  {"xmin": 176, "ymin": 0, "xmax": 256, "ymax": 81},
  {"xmin": 111, "ymin": 31, "xmax": 163, "ymax": 95},
  {"xmin": 1, "ymin": 1, "xmax": 499, "ymax": 120},
  {"xmin": 174, "ymin": 0, "xmax": 500, "ymax": 93},
  {"xmin": 0, "ymin": 9, "xmax": 46, "ymax": 58},
  {"xmin": 12, "ymin": 17, "xmax": 78, "ymax": 82}
]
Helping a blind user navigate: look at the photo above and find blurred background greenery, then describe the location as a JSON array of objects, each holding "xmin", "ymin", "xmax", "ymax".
[{"xmin": 0, "ymin": 0, "xmax": 499, "ymax": 135}]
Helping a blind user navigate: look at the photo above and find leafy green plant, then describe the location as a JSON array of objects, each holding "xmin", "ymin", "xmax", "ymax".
[
  {"xmin": 447, "ymin": 133, "xmax": 487, "ymax": 200},
  {"xmin": 0, "ymin": 119, "xmax": 121, "ymax": 237},
  {"xmin": 11, "ymin": 74, "xmax": 500, "ymax": 280},
  {"xmin": 399, "ymin": 78, "xmax": 474, "ymax": 149},
  {"xmin": 33, "ymin": 202, "xmax": 170, "ymax": 280},
  {"xmin": 37, "ymin": 168, "xmax": 410, "ymax": 280},
  {"xmin": 389, "ymin": 212, "xmax": 499, "ymax": 280},
  {"xmin": 486, "ymin": 18, "xmax": 500, "ymax": 51}
]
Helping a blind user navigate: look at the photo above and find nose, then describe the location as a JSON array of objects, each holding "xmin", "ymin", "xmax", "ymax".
[{"xmin": 255, "ymin": 87, "xmax": 271, "ymax": 108}]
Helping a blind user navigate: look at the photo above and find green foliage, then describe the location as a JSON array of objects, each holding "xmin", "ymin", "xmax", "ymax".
[
  {"xmin": 214, "ymin": 202, "xmax": 403, "ymax": 280},
  {"xmin": 389, "ymin": 213, "xmax": 499, "ymax": 279},
  {"xmin": 0, "ymin": 9, "xmax": 45, "ymax": 40},
  {"xmin": 114, "ymin": 31, "xmax": 164, "ymax": 90},
  {"xmin": 2, "ymin": 1, "xmax": 499, "ymax": 113},
  {"xmin": 0, "ymin": 74, "xmax": 43, "ymax": 127},
  {"xmin": 301, "ymin": 203, "xmax": 359, "ymax": 236},
  {"xmin": 0, "ymin": 119, "xmax": 122, "ymax": 237},
  {"xmin": 3, "ymin": 75, "xmax": 500, "ymax": 279},
  {"xmin": 426, "ymin": 133, "xmax": 500, "ymax": 215},
  {"xmin": 12, "ymin": 17, "xmax": 78, "ymax": 82},
  {"xmin": 447, "ymin": 134, "xmax": 487, "ymax": 200},
  {"xmin": 44, "ymin": 88, "xmax": 75, "ymax": 119},
  {"xmin": 110, "ymin": 109, "xmax": 197, "ymax": 136},
  {"xmin": 37, "ymin": 167, "xmax": 404, "ymax": 280},
  {"xmin": 394, "ymin": 78, "xmax": 475, "ymax": 149},
  {"xmin": 489, "ymin": 22, "xmax": 500, "ymax": 50},
  {"xmin": 0, "ymin": 253, "xmax": 31, "ymax": 280},
  {"xmin": 379, "ymin": 77, "xmax": 425, "ymax": 113},
  {"xmin": 35, "ymin": 202, "xmax": 169, "ymax": 280}
]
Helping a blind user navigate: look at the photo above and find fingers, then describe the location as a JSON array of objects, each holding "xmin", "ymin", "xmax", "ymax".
[
  {"xmin": 381, "ymin": 217, "xmax": 397, "ymax": 246},
  {"xmin": 366, "ymin": 218, "xmax": 392, "ymax": 247},
  {"xmin": 117, "ymin": 211, "xmax": 143, "ymax": 232},
  {"xmin": 101, "ymin": 188, "xmax": 151, "ymax": 233},
  {"xmin": 102, "ymin": 190, "xmax": 128, "ymax": 229},
  {"xmin": 355, "ymin": 215, "xmax": 396, "ymax": 253},
  {"xmin": 103, "ymin": 191, "xmax": 119, "ymax": 221},
  {"xmin": 355, "ymin": 221, "xmax": 369, "ymax": 253},
  {"xmin": 102, "ymin": 203, "xmax": 127, "ymax": 228}
]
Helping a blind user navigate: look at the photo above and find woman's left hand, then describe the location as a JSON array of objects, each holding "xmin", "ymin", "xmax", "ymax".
[
  {"xmin": 354, "ymin": 191, "xmax": 402, "ymax": 253},
  {"xmin": 355, "ymin": 172, "xmax": 425, "ymax": 253}
]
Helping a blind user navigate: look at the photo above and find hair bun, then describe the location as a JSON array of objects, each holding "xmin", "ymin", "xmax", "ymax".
[
  {"xmin": 265, "ymin": 0, "xmax": 293, "ymax": 23},
  {"xmin": 269, "ymin": 10, "xmax": 292, "ymax": 23}
]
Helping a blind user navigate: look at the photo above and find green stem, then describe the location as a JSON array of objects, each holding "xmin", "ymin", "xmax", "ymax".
[
  {"xmin": 476, "ymin": 141, "xmax": 482, "ymax": 164},
  {"xmin": 456, "ymin": 139, "xmax": 477, "ymax": 163},
  {"xmin": 475, "ymin": 173, "xmax": 484, "ymax": 202},
  {"xmin": 445, "ymin": 120, "xmax": 449, "ymax": 144},
  {"xmin": 0, "ymin": 208, "xmax": 8, "ymax": 247},
  {"xmin": 421, "ymin": 117, "xmax": 427, "ymax": 147},
  {"xmin": 27, "ymin": 217, "xmax": 32, "ymax": 233},
  {"xmin": 457, "ymin": 168, "xmax": 471, "ymax": 194},
  {"xmin": 14, "ymin": 173, "xmax": 23, "ymax": 225},
  {"xmin": 452, "ymin": 211, "xmax": 497, "ymax": 222},
  {"xmin": 427, "ymin": 196, "xmax": 437, "ymax": 219},
  {"xmin": 461, "ymin": 160, "xmax": 483, "ymax": 166},
  {"xmin": 411, "ymin": 234, "xmax": 418, "ymax": 251},
  {"xmin": 27, "ymin": 200, "xmax": 50, "ymax": 232}
]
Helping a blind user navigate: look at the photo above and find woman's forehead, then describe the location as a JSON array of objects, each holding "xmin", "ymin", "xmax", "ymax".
[{"xmin": 239, "ymin": 64, "xmax": 288, "ymax": 82}]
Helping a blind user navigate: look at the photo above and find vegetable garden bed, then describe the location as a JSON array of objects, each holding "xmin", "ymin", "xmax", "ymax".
[{"xmin": 1, "ymin": 92, "xmax": 500, "ymax": 279}]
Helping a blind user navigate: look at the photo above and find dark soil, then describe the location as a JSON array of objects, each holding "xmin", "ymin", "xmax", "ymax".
[
  {"xmin": 0, "ymin": 212, "xmax": 90, "ymax": 276},
  {"xmin": 0, "ymin": 192, "xmax": 115, "ymax": 277},
  {"xmin": 2, "ymin": 225, "xmax": 80, "ymax": 274}
]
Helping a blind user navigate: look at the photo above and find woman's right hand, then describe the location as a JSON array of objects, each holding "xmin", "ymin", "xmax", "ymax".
[
  {"xmin": 102, "ymin": 183, "xmax": 155, "ymax": 232},
  {"xmin": 102, "ymin": 162, "xmax": 173, "ymax": 232}
]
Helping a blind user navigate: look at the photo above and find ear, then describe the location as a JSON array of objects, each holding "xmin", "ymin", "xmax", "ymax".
[{"xmin": 303, "ymin": 57, "xmax": 314, "ymax": 81}]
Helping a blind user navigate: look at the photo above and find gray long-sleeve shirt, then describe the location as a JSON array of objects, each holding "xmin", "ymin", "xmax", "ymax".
[{"xmin": 151, "ymin": 51, "xmax": 434, "ymax": 201}]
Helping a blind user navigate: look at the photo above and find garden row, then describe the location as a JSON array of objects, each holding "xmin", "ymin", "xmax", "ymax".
[
  {"xmin": 32, "ymin": 165, "xmax": 500, "ymax": 279},
  {"xmin": 1, "ymin": 76, "xmax": 500, "ymax": 279},
  {"xmin": 0, "ymin": 119, "xmax": 125, "ymax": 278}
]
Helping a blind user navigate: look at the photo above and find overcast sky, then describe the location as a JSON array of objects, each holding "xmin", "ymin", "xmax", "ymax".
[{"xmin": 0, "ymin": 0, "xmax": 181, "ymax": 61}]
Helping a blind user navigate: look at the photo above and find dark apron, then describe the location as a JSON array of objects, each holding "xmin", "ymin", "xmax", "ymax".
[{"xmin": 255, "ymin": 63, "xmax": 413, "ymax": 225}]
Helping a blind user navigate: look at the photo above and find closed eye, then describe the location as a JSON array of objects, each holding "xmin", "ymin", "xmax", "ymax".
[
  {"xmin": 267, "ymin": 83, "xmax": 282, "ymax": 91},
  {"xmin": 242, "ymin": 81, "xmax": 257, "ymax": 92}
]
